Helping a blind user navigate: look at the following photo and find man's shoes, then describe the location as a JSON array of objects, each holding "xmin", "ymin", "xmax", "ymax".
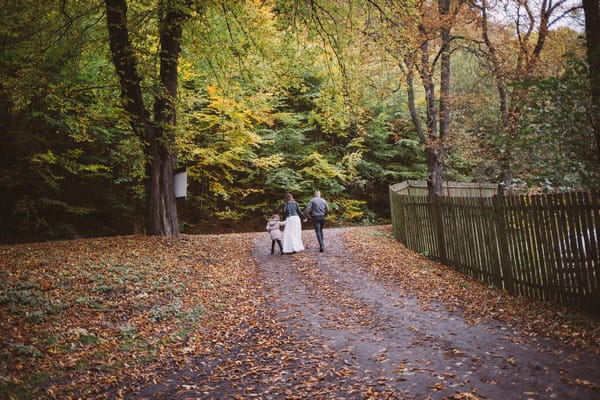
[{"xmin": 319, "ymin": 247, "xmax": 324, "ymax": 252}]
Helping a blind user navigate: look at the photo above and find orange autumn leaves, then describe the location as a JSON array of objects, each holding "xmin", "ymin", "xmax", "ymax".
[{"xmin": 345, "ymin": 226, "xmax": 600, "ymax": 354}]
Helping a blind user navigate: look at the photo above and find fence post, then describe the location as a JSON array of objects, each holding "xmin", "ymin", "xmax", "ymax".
[
  {"xmin": 389, "ymin": 185, "xmax": 398, "ymax": 240},
  {"xmin": 389, "ymin": 186, "xmax": 405, "ymax": 242},
  {"xmin": 493, "ymin": 195, "xmax": 514, "ymax": 293},
  {"xmin": 399, "ymin": 196, "xmax": 407, "ymax": 244},
  {"xmin": 433, "ymin": 195, "xmax": 447, "ymax": 264}
]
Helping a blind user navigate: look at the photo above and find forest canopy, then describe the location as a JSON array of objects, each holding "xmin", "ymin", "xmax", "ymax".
[{"xmin": 0, "ymin": 0, "xmax": 597, "ymax": 242}]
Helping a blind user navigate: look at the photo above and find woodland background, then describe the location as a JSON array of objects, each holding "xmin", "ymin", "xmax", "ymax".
[{"xmin": 1, "ymin": 0, "xmax": 598, "ymax": 243}]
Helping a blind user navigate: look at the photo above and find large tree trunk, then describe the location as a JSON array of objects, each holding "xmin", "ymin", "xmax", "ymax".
[
  {"xmin": 583, "ymin": 0, "xmax": 600, "ymax": 156},
  {"xmin": 105, "ymin": 0, "xmax": 148, "ymax": 136},
  {"xmin": 106, "ymin": 0, "xmax": 185, "ymax": 236},
  {"xmin": 145, "ymin": 136, "xmax": 178, "ymax": 236}
]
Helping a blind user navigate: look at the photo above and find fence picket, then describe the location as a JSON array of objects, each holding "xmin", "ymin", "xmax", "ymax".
[
  {"xmin": 481, "ymin": 198, "xmax": 493, "ymax": 284},
  {"xmin": 552, "ymin": 194, "xmax": 573, "ymax": 304},
  {"xmin": 523, "ymin": 196, "xmax": 540, "ymax": 299},
  {"xmin": 444, "ymin": 199, "xmax": 455, "ymax": 266},
  {"xmin": 531, "ymin": 195, "xmax": 550, "ymax": 301},
  {"xmin": 591, "ymin": 192, "xmax": 600, "ymax": 310},
  {"xmin": 459, "ymin": 198, "xmax": 471, "ymax": 275},
  {"xmin": 571, "ymin": 192, "xmax": 588, "ymax": 305},
  {"xmin": 506, "ymin": 196, "xmax": 522, "ymax": 296},
  {"xmin": 516, "ymin": 195, "xmax": 532, "ymax": 298},
  {"xmin": 577, "ymin": 192, "xmax": 594, "ymax": 296},
  {"xmin": 465, "ymin": 197, "xmax": 477, "ymax": 279},
  {"xmin": 471, "ymin": 197, "xmax": 485, "ymax": 281}
]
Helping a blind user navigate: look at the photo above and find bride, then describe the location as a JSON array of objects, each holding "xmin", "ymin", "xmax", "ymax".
[{"xmin": 281, "ymin": 193, "xmax": 306, "ymax": 253}]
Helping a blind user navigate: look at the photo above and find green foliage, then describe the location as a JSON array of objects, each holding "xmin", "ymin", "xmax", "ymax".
[
  {"xmin": 0, "ymin": 0, "xmax": 144, "ymax": 242},
  {"xmin": 333, "ymin": 198, "xmax": 367, "ymax": 222},
  {"xmin": 515, "ymin": 55, "xmax": 600, "ymax": 188},
  {"xmin": 1, "ymin": 0, "xmax": 428, "ymax": 238},
  {"xmin": 1, "ymin": 0, "xmax": 592, "ymax": 240}
]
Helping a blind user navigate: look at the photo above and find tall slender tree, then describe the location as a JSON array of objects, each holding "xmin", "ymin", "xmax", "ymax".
[
  {"xmin": 106, "ymin": 0, "xmax": 189, "ymax": 236},
  {"xmin": 295, "ymin": 0, "xmax": 460, "ymax": 196},
  {"xmin": 404, "ymin": 0, "xmax": 465, "ymax": 195},
  {"xmin": 470, "ymin": 0, "xmax": 580, "ymax": 190},
  {"xmin": 583, "ymin": 0, "xmax": 600, "ymax": 156}
]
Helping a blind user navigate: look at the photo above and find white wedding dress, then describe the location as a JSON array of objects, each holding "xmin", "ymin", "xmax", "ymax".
[{"xmin": 282, "ymin": 215, "xmax": 304, "ymax": 253}]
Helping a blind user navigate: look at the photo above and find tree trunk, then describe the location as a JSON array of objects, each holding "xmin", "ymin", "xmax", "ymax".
[
  {"xmin": 105, "ymin": 0, "xmax": 148, "ymax": 136},
  {"xmin": 405, "ymin": 67, "xmax": 426, "ymax": 144},
  {"xmin": 106, "ymin": 0, "xmax": 185, "ymax": 236},
  {"xmin": 417, "ymin": 30, "xmax": 443, "ymax": 196},
  {"xmin": 435, "ymin": 0, "xmax": 452, "ymax": 197},
  {"xmin": 479, "ymin": 0, "xmax": 509, "ymax": 126},
  {"xmin": 583, "ymin": 0, "xmax": 600, "ymax": 156},
  {"xmin": 438, "ymin": 0, "xmax": 451, "ymax": 142},
  {"xmin": 501, "ymin": 166, "xmax": 512, "ymax": 193},
  {"xmin": 145, "ymin": 135, "xmax": 179, "ymax": 236},
  {"xmin": 426, "ymin": 147, "xmax": 444, "ymax": 196}
]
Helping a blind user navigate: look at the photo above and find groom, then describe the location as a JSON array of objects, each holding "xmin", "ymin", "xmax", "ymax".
[{"xmin": 305, "ymin": 190, "xmax": 329, "ymax": 252}]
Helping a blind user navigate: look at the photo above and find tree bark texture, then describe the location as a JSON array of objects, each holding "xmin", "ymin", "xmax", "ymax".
[
  {"xmin": 438, "ymin": 0, "xmax": 451, "ymax": 143},
  {"xmin": 405, "ymin": 68, "xmax": 426, "ymax": 144},
  {"xmin": 435, "ymin": 0, "xmax": 452, "ymax": 197},
  {"xmin": 105, "ymin": 0, "xmax": 148, "ymax": 137},
  {"xmin": 426, "ymin": 146, "xmax": 444, "ymax": 196},
  {"xmin": 106, "ymin": 0, "xmax": 186, "ymax": 236},
  {"xmin": 416, "ymin": 0, "xmax": 454, "ymax": 197},
  {"xmin": 416, "ymin": 29, "xmax": 444, "ymax": 196},
  {"xmin": 583, "ymin": 0, "xmax": 600, "ymax": 156}
]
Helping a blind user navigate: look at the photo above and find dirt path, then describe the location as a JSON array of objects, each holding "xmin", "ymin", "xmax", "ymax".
[
  {"xmin": 251, "ymin": 227, "xmax": 599, "ymax": 399},
  {"xmin": 126, "ymin": 227, "xmax": 599, "ymax": 399}
]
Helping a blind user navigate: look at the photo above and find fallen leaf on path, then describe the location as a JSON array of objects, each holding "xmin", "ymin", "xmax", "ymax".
[
  {"xmin": 445, "ymin": 393, "xmax": 480, "ymax": 400},
  {"xmin": 562, "ymin": 377, "xmax": 600, "ymax": 390}
]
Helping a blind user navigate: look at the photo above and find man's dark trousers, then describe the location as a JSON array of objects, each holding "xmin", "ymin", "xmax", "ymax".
[{"xmin": 312, "ymin": 215, "xmax": 325, "ymax": 250}]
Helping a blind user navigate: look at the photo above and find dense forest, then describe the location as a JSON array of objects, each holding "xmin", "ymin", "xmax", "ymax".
[{"xmin": 1, "ymin": 0, "xmax": 598, "ymax": 243}]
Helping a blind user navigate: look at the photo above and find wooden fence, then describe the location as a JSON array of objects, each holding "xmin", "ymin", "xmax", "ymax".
[
  {"xmin": 390, "ymin": 180, "xmax": 501, "ymax": 197},
  {"xmin": 389, "ymin": 189, "xmax": 600, "ymax": 315}
]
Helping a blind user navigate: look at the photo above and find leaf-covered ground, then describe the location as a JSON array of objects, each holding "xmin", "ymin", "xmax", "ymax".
[
  {"xmin": 345, "ymin": 227, "xmax": 600, "ymax": 353},
  {"xmin": 0, "ymin": 233, "xmax": 260, "ymax": 399},
  {"xmin": 1, "ymin": 226, "xmax": 599, "ymax": 399}
]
